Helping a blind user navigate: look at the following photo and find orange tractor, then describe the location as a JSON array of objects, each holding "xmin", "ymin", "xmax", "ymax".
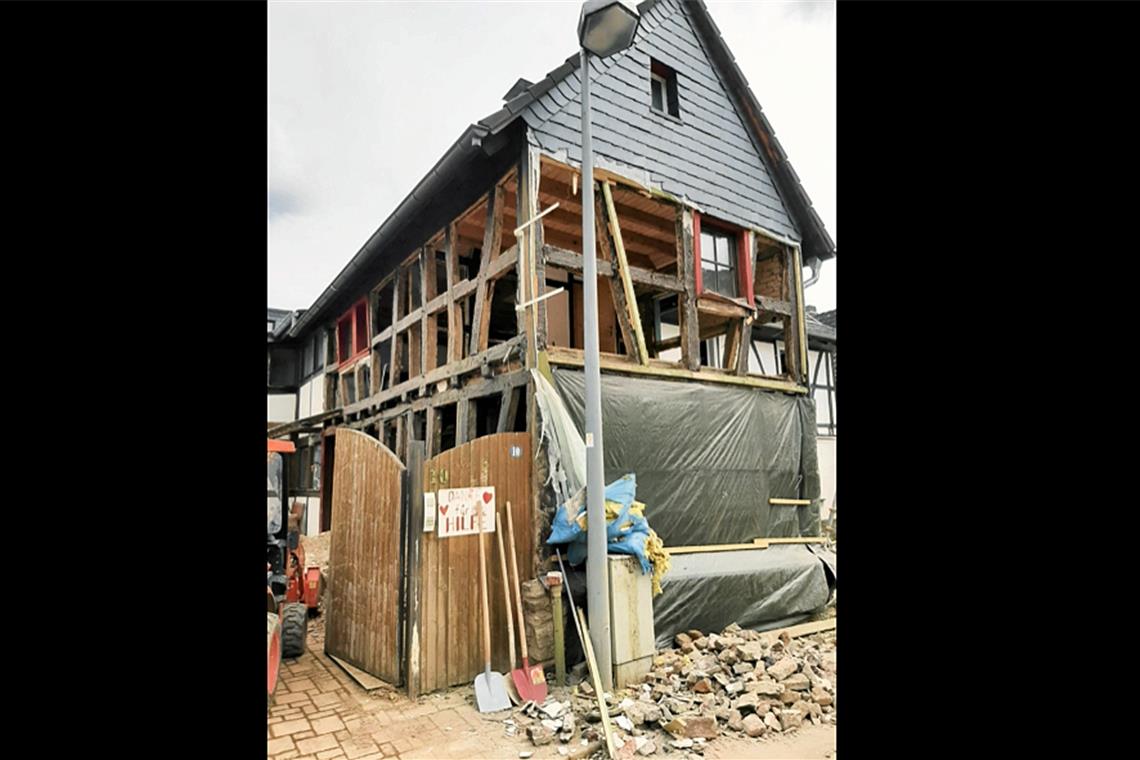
[{"xmin": 267, "ymin": 439, "xmax": 321, "ymax": 708}]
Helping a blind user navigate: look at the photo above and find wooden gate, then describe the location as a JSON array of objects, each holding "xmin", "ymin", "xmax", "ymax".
[
  {"xmin": 326, "ymin": 428, "xmax": 406, "ymax": 684},
  {"xmin": 405, "ymin": 433, "xmax": 533, "ymax": 696}
]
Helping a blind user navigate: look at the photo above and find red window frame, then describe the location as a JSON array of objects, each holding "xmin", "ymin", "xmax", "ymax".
[
  {"xmin": 336, "ymin": 298, "xmax": 370, "ymax": 367},
  {"xmin": 692, "ymin": 212, "xmax": 754, "ymax": 308}
]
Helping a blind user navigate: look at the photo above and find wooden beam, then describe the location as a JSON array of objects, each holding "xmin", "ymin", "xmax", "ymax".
[
  {"xmin": 542, "ymin": 245, "xmax": 682, "ymax": 293},
  {"xmin": 455, "ymin": 398, "xmax": 471, "ymax": 445},
  {"xmin": 760, "ymin": 619, "xmax": 835, "ymax": 640},
  {"xmin": 697, "ymin": 296, "xmax": 750, "ymax": 320},
  {"xmin": 601, "ymin": 182, "xmax": 649, "ymax": 365},
  {"xmin": 665, "ymin": 543, "xmax": 764, "ymax": 555},
  {"xmin": 756, "ymin": 296, "xmax": 793, "ymax": 317},
  {"xmin": 676, "ymin": 207, "xmax": 699, "ymax": 371},
  {"xmin": 446, "ymin": 223, "xmax": 463, "ymax": 365},
  {"xmin": 792, "ymin": 245, "xmax": 808, "ymax": 384},
  {"xmin": 769, "ymin": 498, "xmax": 811, "ymax": 506},
  {"xmin": 545, "ymin": 345, "xmax": 807, "ymax": 394},
  {"xmin": 421, "ymin": 246, "xmax": 436, "ymax": 374},
  {"xmin": 340, "ymin": 334, "xmax": 525, "ymax": 416},
  {"xmin": 496, "ymin": 386, "xmax": 518, "ymax": 433},
  {"xmin": 723, "ymin": 319, "xmax": 742, "ymax": 373},
  {"xmin": 762, "ymin": 536, "xmax": 826, "ymax": 544},
  {"xmin": 387, "ymin": 270, "xmax": 405, "ymax": 390},
  {"xmin": 470, "ymin": 184, "xmax": 504, "ymax": 356}
]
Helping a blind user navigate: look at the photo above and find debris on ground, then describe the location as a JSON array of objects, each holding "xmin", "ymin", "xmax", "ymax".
[{"xmin": 502, "ymin": 620, "xmax": 835, "ymax": 757}]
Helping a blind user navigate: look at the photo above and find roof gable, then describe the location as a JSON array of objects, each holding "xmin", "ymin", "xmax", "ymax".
[{"xmin": 517, "ymin": 0, "xmax": 798, "ymax": 240}]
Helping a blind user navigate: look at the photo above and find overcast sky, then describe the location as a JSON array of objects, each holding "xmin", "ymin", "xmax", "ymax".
[{"xmin": 269, "ymin": 0, "xmax": 835, "ymax": 313}]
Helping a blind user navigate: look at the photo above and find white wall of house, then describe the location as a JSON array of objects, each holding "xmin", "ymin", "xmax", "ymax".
[
  {"xmin": 268, "ymin": 393, "xmax": 297, "ymax": 424},
  {"xmin": 817, "ymin": 435, "xmax": 836, "ymax": 521},
  {"xmin": 297, "ymin": 375, "xmax": 325, "ymax": 419},
  {"xmin": 305, "ymin": 496, "xmax": 321, "ymax": 536}
]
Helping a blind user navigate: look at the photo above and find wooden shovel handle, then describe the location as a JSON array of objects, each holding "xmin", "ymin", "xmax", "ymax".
[
  {"xmin": 505, "ymin": 502, "xmax": 528, "ymax": 661},
  {"xmin": 495, "ymin": 516, "xmax": 517, "ymax": 666},
  {"xmin": 478, "ymin": 497, "xmax": 491, "ymax": 666}
]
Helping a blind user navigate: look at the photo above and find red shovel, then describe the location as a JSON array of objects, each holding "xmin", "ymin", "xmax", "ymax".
[{"xmin": 505, "ymin": 502, "xmax": 547, "ymax": 703}]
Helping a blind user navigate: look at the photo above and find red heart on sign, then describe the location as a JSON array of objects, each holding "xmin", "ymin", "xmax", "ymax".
[
  {"xmin": 482, "ymin": 491, "xmax": 493, "ymax": 503},
  {"xmin": 439, "ymin": 504, "xmax": 449, "ymax": 515}
]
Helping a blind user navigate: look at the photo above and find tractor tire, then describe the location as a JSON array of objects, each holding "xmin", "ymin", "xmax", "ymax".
[
  {"xmin": 267, "ymin": 611, "xmax": 282, "ymax": 711},
  {"xmin": 281, "ymin": 602, "xmax": 307, "ymax": 658}
]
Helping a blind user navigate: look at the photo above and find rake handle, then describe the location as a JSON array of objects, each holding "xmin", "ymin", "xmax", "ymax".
[
  {"xmin": 495, "ymin": 514, "xmax": 517, "ymax": 666},
  {"xmin": 505, "ymin": 502, "xmax": 529, "ymax": 662},
  {"xmin": 478, "ymin": 497, "xmax": 491, "ymax": 666}
]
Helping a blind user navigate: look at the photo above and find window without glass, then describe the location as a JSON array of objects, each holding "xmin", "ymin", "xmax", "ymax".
[{"xmin": 700, "ymin": 225, "xmax": 738, "ymax": 298}]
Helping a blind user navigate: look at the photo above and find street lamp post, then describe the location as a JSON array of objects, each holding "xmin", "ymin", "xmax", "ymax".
[{"xmin": 577, "ymin": 0, "xmax": 640, "ymax": 692}]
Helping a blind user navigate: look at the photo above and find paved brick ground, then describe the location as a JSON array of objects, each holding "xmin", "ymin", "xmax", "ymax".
[{"xmin": 268, "ymin": 632, "xmax": 542, "ymax": 760}]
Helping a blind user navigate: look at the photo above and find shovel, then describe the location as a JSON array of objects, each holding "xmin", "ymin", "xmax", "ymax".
[
  {"xmin": 496, "ymin": 519, "xmax": 522, "ymax": 705},
  {"xmin": 474, "ymin": 496, "xmax": 511, "ymax": 713},
  {"xmin": 505, "ymin": 502, "xmax": 548, "ymax": 703}
]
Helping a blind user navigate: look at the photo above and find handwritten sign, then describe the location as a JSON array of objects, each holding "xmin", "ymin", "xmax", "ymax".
[{"xmin": 436, "ymin": 486, "xmax": 496, "ymax": 538}]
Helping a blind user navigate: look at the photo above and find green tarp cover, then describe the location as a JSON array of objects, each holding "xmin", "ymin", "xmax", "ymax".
[{"xmin": 549, "ymin": 368, "xmax": 821, "ymax": 546}]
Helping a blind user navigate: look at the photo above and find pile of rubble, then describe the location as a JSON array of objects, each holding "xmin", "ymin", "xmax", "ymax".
[{"xmin": 507, "ymin": 622, "xmax": 836, "ymax": 758}]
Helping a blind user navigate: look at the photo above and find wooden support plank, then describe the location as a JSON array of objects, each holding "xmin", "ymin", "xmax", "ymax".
[
  {"xmin": 525, "ymin": 144, "xmax": 546, "ymax": 353},
  {"xmin": 470, "ymin": 185, "xmax": 504, "ymax": 356},
  {"xmin": 735, "ymin": 320, "xmax": 752, "ymax": 375},
  {"xmin": 723, "ymin": 319, "xmax": 742, "ymax": 372},
  {"xmin": 405, "ymin": 441, "xmax": 426, "ymax": 698},
  {"xmin": 601, "ymin": 182, "xmax": 649, "ymax": 365},
  {"xmin": 665, "ymin": 543, "xmax": 763, "ymax": 555},
  {"xmin": 769, "ymin": 498, "xmax": 811, "ymax": 505},
  {"xmin": 593, "ymin": 190, "xmax": 638, "ymax": 360},
  {"xmin": 387, "ymin": 271, "xmax": 405, "ymax": 390},
  {"xmin": 456, "ymin": 398, "xmax": 470, "ymax": 446},
  {"xmin": 497, "ymin": 387, "xmax": 518, "ymax": 433},
  {"xmin": 676, "ymin": 207, "xmax": 700, "ymax": 371},
  {"xmin": 577, "ymin": 610, "xmax": 617, "ymax": 760},
  {"xmin": 422, "ymin": 246, "xmax": 438, "ymax": 374},
  {"xmin": 762, "ymin": 536, "xmax": 826, "ymax": 544},
  {"xmin": 792, "ymin": 245, "xmax": 808, "ymax": 384},
  {"xmin": 761, "ymin": 619, "xmax": 836, "ymax": 640},
  {"xmin": 546, "ymin": 345, "xmax": 807, "ymax": 394},
  {"xmin": 446, "ymin": 223, "xmax": 463, "ymax": 365}
]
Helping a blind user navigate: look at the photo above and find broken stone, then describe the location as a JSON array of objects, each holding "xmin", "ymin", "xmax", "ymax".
[
  {"xmin": 726, "ymin": 709, "xmax": 744, "ymax": 732},
  {"xmin": 724, "ymin": 623, "xmax": 742, "ymax": 634},
  {"xmin": 687, "ymin": 629, "xmax": 704, "ymax": 640},
  {"xmin": 616, "ymin": 738, "xmax": 638, "ymax": 760},
  {"xmin": 791, "ymin": 700, "xmax": 812, "ymax": 718},
  {"xmin": 519, "ymin": 752, "xmax": 534, "ymax": 759},
  {"xmin": 528, "ymin": 724, "xmax": 554, "ymax": 746},
  {"xmin": 693, "ymin": 637, "xmax": 709, "ymax": 650},
  {"xmin": 741, "ymin": 714, "xmax": 766, "ymax": 738},
  {"xmin": 541, "ymin": 701, "xmax": 567, "ymax": 719},
  {"xmin": 783, "ymin": 673, "xmax": 810, "ymax": 691},
  {"xmin": 767, "ymin": 658, "xmax": 798, "ymax": 681},
  {"xmin": 692, "ymin": 678, "xmax": 712, "ymax": 694},
  {"xmin": 746, "ymin": 680, "xmax": 784, "ymax": 697},
  {"xmin": 821, "ymin": 653, "xmax": 837, "ymax": 673},
  {"xmin": 725, "ymin": 681, "xmax": 743, "ymax": 696},
  {"xmin": 579, "ymin": 680, "xmax": 594, "ymax": 697},
  {"xmin": 714, "ymin": 636, "xmax": 744, "ymax": 652},
  {"xmin": 780, "ymin": 690, "xmax": 798, "ymax": 705},
  {"xmin": 615, "ymin": 715, "xmax": 635, "ymax": 732},
  {"xmin": 706, "ymin": 634, "xmax": 720, "ymax": 650},
  {"xmin": 763, "ymin": 713, "xmax": 782, "ymax": 733},
  {"xmin": 670, "ymin": 739, "xmax": 694, "ymax": 750},
  {"xmin": 732, "ymin": 662, "xmax": 753, "ymax": 676},
  {"xmin": 560, "ymin": 712, "xmax": 576, "ymax": 741},
  {"xmin": 541, "ymin": 719, "xmax": 563, "ymax": 732},
  {"xmin": 717, "ymin": 648, "xmax": 740, "ymax": 666},
  {"xmin": 732, "ymin": 692, "xmax": 760, "ymax": 714},
  {"xmin": 738, "ymin": 642, "xmax": 764, "ymax": 662},
  {"xmin": 675, "ymin": 633, "xmax": 693, "ymax": 648},
  {"xmin": 637, "ymin": 739, "xmax": 658, "ymax": 756},
  {"xmin": 811, "ymin": 687, "xmax": 833, "ymax": 706},
  {"xmin": 779, "ymin": 710, "xmax": 802, "ymax": 731}
]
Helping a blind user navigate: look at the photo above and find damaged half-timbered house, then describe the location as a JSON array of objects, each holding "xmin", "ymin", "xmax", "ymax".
[{"xmin": 267, "ymin": 0, "xmax": 836, "ymax": 695}]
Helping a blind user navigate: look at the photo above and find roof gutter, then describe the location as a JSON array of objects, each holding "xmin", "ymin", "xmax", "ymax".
[{"xmin": 288, "ymin": 123, "xmax": 492, "ymax": 339}]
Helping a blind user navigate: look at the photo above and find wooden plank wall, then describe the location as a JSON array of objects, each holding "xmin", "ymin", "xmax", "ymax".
[
  {"xmin": 326, "ymin": 428, "xmax": 406, "ymax": 684},
  {"xmin": 411, "ymin": 432, "xmax": 533, "ymax": 694}
]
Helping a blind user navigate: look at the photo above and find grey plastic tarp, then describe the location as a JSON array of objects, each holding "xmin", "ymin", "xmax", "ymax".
[
  {"xmin": 549, "ymin": 368, "xmax": 821, "ymax": 546},
  {"xmin": 652, "ymin": 545, "xmax": 831, "ymax": 649}
]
